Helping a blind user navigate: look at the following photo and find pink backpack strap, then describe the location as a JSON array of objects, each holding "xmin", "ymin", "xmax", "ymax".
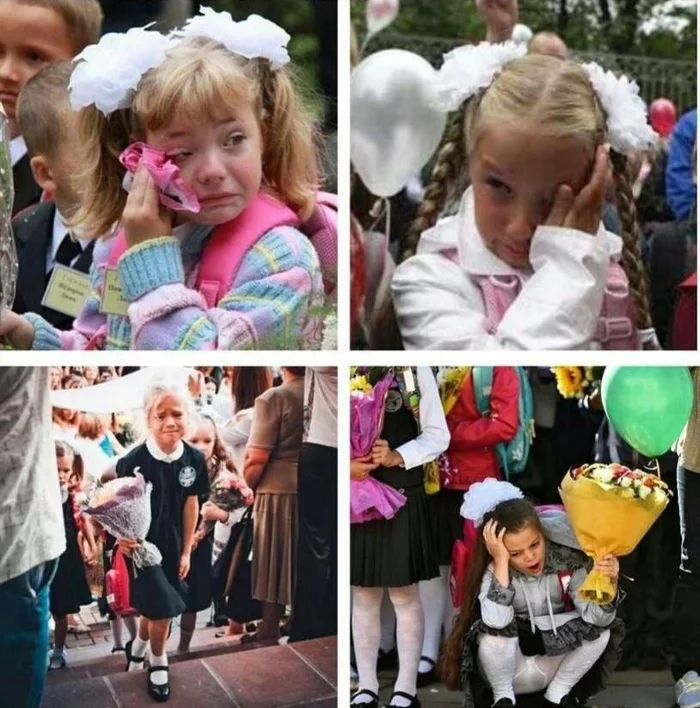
[
  {"xmin": 557, "ymin": 571, "xmax": 575, "ymax": 612},
  {"xmin": 595, "ymin": 261, "xmax": 638, "ymax": 349},
  {"xmin": 106, "ymin": 230, "xmax": 130, "ymax": 269},
  {"xmin": 195, "ymin": 192, "xmax": 299, "ymax": 308},
  {"xmin": 474, "ymin": 275, "xmax": 521, "ymax": 334},
  {"xmin": 300, "ymin": 192, "xmax": 337, "ymax": 296}
]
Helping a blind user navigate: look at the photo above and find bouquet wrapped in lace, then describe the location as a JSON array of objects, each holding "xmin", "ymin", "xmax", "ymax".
[
  {"xmin": 560, "ymin": 462, "xmax": 671, "ymax": 604},
  {"xmin": 84, "ymin": 472, "xmax": 162, "ymax": 569},
  {"xmin": 350, "ymin": 368, "xmax": 406, "ymax": 524},
  {"xmin": 0, "ymin": 104, "xmax": 17, "ymax": 320}
]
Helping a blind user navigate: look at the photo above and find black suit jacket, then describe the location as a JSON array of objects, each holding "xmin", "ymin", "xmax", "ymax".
[
  {"xmin": 12, "ymin": 200, "xmax": 95, "ymax": 330},
  {"xmin": 12, "ymin": 154, "xmax": 42, "ymax": 216}
]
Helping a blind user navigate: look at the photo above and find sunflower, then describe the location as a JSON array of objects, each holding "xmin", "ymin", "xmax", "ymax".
[{"xmin": 551, "ymin": 366, "xmax": 589, "ymax": 399}]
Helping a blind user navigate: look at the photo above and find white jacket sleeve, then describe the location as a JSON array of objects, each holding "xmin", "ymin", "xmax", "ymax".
[
  {"xmin": 393, "ymin": 226, "xmax": 609, "ymax": 350},
  {"xmin": 479, "ymin": 568, "xmax": 515, "ymax": 629},
  {"xmin": 394, "ymin": 367, "xmax": 450, "ymax": 470}
]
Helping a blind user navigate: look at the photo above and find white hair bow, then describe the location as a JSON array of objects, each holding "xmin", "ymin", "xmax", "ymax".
[{"xmin": 460, "ymin": 478, "xmax": 524, "ymax": 527}]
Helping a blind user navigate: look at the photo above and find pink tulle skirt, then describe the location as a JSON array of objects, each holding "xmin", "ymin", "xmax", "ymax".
[{"xmin": 351, "ymin": 477, "xmax": 407, "ymax": 524}]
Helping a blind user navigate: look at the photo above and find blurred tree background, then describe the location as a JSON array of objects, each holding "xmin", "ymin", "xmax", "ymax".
[{"xmin": 351, "ymin": 0, "xmax": 697, "ymax": 59}]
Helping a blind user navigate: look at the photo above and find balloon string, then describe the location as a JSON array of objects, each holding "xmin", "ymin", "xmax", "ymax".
[
  {"xmin": 359, "ymin": 33, "xmax": 372, "ymax": 60},
  {"xmin": 368, "ymin": 197, "xmax": 391, "ymax": 245}
]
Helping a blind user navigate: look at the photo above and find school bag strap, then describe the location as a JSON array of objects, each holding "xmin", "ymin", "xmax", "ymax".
[{"xmin": 303, "ymin": 191, "xmax": 337, "ymax": 299}]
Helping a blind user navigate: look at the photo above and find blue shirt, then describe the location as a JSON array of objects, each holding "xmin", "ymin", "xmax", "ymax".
[{"xmin": 665, "ymin": 108, "xmax": 697, "ymax": 221}]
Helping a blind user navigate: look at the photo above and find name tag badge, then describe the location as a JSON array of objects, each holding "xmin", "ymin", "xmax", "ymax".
[
  {"xmin": 41, "ymin": 264, "xmax": 91, "ymax": 318},
  {"xmin": 101, "ymin": 268, "xmax": 129, "ymax": 316}
]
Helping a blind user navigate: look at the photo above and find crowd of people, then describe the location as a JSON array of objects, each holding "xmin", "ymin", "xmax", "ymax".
[
  {"xmin": 0, "ymin": 365, "xmax": 338, "ymax": 706},
  {"xmin": 351, "ymin": 0, "xmax": 696, "ymax": 351},
  {"xmin": 350, "ymin": 366, "xmax": 697, "ymax": 708},
  {"xmin": 0, "ymin": 0, "xmax": 337, "ymax": 351}
]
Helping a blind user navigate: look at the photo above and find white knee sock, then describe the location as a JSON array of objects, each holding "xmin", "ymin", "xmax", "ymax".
[
  {"xmin": 418, "ymin": 566, "xmax": 449, "ymax": 673},
  {"xmin": 149, "ymin": 651, "xmax": 169, "ymax": 687},
  {"xmin": 352, "ymin": 586, "xmax": 384, "ymax": 703},
  {"xmin": 389, "ymin": 584, "xmax": 424, "ymax": 705},
  {"xmin": 544, "ymin": 630, "xmax": 611, "ymax": 704},
  {"xmin": 380, "ymin": 590, "xmax": 397, "ymax": 654},
  {"xmin": 131, "ymin": 635, "xmax": 148, "ymax": 660},
  {"xmin": 478, "ymin": 634, "xmax": 519, "ymax": 703}
]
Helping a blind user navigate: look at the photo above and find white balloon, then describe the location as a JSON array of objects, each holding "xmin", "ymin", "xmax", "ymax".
[
  {"xmin": 512, "ymin": 23, "xmax": 533, "ymax": 45},
  {"xmin": 351, "ymin": 49, "xmax": 447, "ymax": 198},
  {"xmin": 366, "ymin": 0, "xmax": 399, "ymax": 36}
]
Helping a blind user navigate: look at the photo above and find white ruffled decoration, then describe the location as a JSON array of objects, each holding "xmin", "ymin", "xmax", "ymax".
[
  {"xmin": 176, "ymin": 8, "xmax": 290, "ymax": 70},
  {"xmin": 433, "ymin": 41, "xmax": 527, "ymax": 112},
  {"xmin": 583, "ymin": 62, "xmax": 657, "ymax": 153},
  {"xmin": 460, "ymin": 478, "xmax": 524, "ymax": 527},
  {"xmin": 69, "ymin": 25, "xmax": 175, "ymax": 115}
]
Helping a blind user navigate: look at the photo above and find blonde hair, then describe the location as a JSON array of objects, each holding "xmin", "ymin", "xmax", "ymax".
[
  {"xmin": 17, "ymin": 61, "xmax": 73, "ymax": 160},
  {"xmin": 144, "ymin": 379, "xmax": 192, "ymax": 423},
  {"xmin": 4, "ymin": 0, "xmax": 103, "ymax": 54},
  {"xmin": 70, "ymin": 37, "xmax": 319, "ymax": 238},
  {"xmin": 376, "ymin": 54, "xmax": 652, "ymax": 348}
]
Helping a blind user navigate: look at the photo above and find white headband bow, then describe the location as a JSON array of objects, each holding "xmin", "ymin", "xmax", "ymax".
[
  {"xmin": 433, "ymin": 41, "xmax": 657, "ymax": 153},
  {"xmin": 460, "ymin": 478, "xmax": 524, "ymax": 527},
  {"xmin": 69, "ymin": 7, "xmax": 291, "ymax": 116}
]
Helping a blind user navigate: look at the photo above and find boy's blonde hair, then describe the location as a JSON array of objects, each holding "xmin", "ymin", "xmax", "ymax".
[
  {"xmin": 17, "ymin": 61, "xmax": 73, "ymax": 159},
  {"xmin": 377, "ymin": 54, "xmax": 651, "ymax": 347},
  {"xmin": 71, "ymin": 37, "xmax": 319, "ymax": 238},
  {"xmin": 5, "ymin": 0, "xmax": 103, "ymax": 54}
]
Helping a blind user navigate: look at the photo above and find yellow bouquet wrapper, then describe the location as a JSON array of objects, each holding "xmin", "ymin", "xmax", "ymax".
[{"xmin": 559, "ymin": 468, "xmax": 669, "ymax": 604}]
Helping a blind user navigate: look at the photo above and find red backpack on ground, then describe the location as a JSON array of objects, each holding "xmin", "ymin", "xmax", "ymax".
[{"xmin": 104, "ymin": 546, "xmax": 137, "ymax": 616}]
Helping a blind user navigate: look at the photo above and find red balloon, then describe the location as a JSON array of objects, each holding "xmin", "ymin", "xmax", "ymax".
[{"xmin": 649, "ymin": 98, "xmax": 677, "ymax": 138}]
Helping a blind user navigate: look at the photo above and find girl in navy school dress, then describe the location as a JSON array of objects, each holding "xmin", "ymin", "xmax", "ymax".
[
  {"xmin": 48, "ymin": 441, "xmax": 98, "ymax": 670},
  {"xmin": 117, "ymin": 381, "xmax": 209, "ymax": 703}
]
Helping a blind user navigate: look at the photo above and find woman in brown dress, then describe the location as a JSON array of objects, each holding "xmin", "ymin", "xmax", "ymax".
[{"xmin": 243, "ymin": 367, "xmax": 306, "ymax": 642}]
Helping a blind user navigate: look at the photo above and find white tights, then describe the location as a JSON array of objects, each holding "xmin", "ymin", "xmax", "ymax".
[
  {"xmin": 419, "ymin": 565, "xmax": 457, "ymax": 672},
  {"xmin": 352, "ymin": 585, "xmax": 425, "ymax": 706},
  {"xmin": 477, "ymin": 631, "xmax": 610, "ymax": 705}
]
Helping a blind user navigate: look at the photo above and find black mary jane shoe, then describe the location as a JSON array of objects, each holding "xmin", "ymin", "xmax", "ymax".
[
  {"xmin": 384, "ymin": 691, "xmax": 421, "ymax": 708},
  {"xmin": 124, "ymin": 639, "xmax": 146, "ymax": 672},
  {"xmin": 148, "ymin": 666, "xmax": 171, "ymax": 703},
  {"xmin": 350, "ymin": 689, "xmax": 379, "ymax": 708},
  {"xmin": 416, "ymin": 655, "xmax": 438, "ymax": 688}
]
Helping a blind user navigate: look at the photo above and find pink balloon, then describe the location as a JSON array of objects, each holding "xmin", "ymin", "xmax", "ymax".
[{"xmin": 649, "ymin": 98, "xmax": 677, "ymax": 138}]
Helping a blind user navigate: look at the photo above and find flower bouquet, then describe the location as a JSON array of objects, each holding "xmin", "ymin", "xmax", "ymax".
[
  {"xmin": 350, "ymin": 368, "xmax": 407, "ymax": 524},
  {"xmin": 84, "ymin": 472, "xmax": 162, "ymax": 569},
  {"xmin": 425, "ymin": 367, "xmax": 472, "ymax": 493},
  {"xmin": 560, "ymin": 462, "xmax": 671, "ymax": 603},
  {"xmin": 551, "ymin": 367, "xmax": 602, "ymax": 400},
  {"xmin": 196, "ymin": 471, "xmax": 249, "ymax": 536}
]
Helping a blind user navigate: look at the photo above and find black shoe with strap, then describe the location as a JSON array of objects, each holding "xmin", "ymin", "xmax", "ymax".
[
  {"xmin": 350, "ymin": 689, "xmax": 379, "ymax": 708},
  {"xmin": 148, "ymin": 665, "xmax": 171, "ymax": 702},
  {"xmin": 124, "ymin": 639, "xmax": 145, "ymax": 672},
  {"xmin": 383, "ymin": 691, "xmax": 421, "ymax": 708},
  {"xmin": 416, "ymin": 656, "xmax": 438, "ymax": 688}
]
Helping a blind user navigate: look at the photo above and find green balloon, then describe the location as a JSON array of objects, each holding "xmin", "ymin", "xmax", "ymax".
[{"xmin": 601, "ymin": 367, "xmax": 694, "ymax": 458}]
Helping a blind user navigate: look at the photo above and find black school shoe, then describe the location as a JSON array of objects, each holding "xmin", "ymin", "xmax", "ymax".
[
  {"xmin": 148, "ymin": 665, "xmax": 171, "ymax": 702},
  {"xmin": 383, "ymin": 691, "xmax": 421, "ymax": 708},
  {"xmin": 543, "ymin": 695, "xmax": 584, "ymax": 708},
  {"xmin": 416, "ymin": 656, "xmax": 438, "ymax": 688},
  {"xmin": 350, "ymin": 689, "xmax": 379, "ymax": 708}
]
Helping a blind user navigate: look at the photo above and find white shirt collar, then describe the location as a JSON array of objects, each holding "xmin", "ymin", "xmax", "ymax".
[
  {"xmin": 146, "ymin": 436, "xmax": 185, "ymax": 462},
  {"xmin": 10, "ymin": 135, "xmax": 27, "ymax": 167},
  {"xmin": 47, "ymin": 208, "xmax": 92, "ymax": 275}
]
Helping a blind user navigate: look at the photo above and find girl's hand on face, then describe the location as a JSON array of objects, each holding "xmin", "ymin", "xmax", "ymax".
[
  {"xmin": 594, "ymin": 554, "xmax": 620, "ymax": 584},
  {"xmin": 371, "ymin": 440, "xmax": 404, "ymax": 468},
  {"xmin": 0, "ymin": 311, "xmax": 34, "ymax": 350},
  {"xmin": 483, "ymin": 519, "xmax": 511, "ymax": 567},
  {"xmin": 350, "ymin": 454, "xmax": 379, "ymax": 481},
  {"xmin": 545, "ymin": 145, "xmax": 609, "ymax": 235},
  {"xmin": 122, "ymin": 165, "xmax": 174, "ymax": 248}
]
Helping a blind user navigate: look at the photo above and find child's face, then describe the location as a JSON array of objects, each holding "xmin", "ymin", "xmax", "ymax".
[
  {"xmin": 84, "ymin": 366, "xmax": 98, "ymax": 382},
  {"xmin": 56, "ymin": 453, "xmax": 72, "ymax": 488},
  {"xmin": 49, "ymin": 367, "xmax": 62, "ymax": 389},
  {"xmin": 0, "ymin": 1, "xmax": 75, "ymax": 138},
  {"xmin": 145, "ymin": 102, "xmax": 263, "ymax": 226},
  {"xmin": 149, "ymin": 394, "xmax": 187, "ymax": 452},
  {"xmin": 504, "ymin": 524, "xmax": 546, "ymax": 576},
  {"xmin": 470, "ymin": 126, "xmax": 592, "ymax": 268},
  {"xmin": 188, "ymin": 420, "xmax": 216, "ymax": 462}
]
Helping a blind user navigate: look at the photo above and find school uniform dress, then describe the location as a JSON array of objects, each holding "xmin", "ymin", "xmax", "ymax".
[
  {"xmin": 350, "ymin": 367, "xmax": 450, "ymax": 588},
  {"xmin": 49, "ymin": 496, "xmax": 92, "ymax": 618},
  {"xmin": 184, "ymin": 478, "xmax": 214, "ymax": 614},
  {"xmin": 116, "ymin": 438, "xmax": 209, "ymax": 620}
]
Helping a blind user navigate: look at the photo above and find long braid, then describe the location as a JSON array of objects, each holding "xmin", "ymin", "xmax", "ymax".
[
  {"xmin": 610, "ymin": 150, "xmax": 653, "ymax": 330},
  {"xmin": 400, "ymin": 104, "xmax": 468, "ymax": 263}
]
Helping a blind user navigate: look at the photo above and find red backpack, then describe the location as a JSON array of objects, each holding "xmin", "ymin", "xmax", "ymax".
[{"xmin": 104, "ymin": 546, "xmax": 137, "ymax": 616}]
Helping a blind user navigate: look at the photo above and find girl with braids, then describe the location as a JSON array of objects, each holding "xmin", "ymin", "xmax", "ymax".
[
  {"xmin": 442, "ymin": 480, "xmax": 624, "ymax": 708},
  {"xmin": 386, "ymin": 43, "xmax": 659, "ymax": 351},
  {"xmin": 0, "ymin": 8, "xmax": 325, "ymax": 351}
]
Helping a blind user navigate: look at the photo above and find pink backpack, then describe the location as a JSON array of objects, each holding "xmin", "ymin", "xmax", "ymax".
[
  {"xmin": 107, "ymin": 191, "xmax": 338, "ymax": 307},
  {"xmin": 475, "ymin": 261, "xmax": 639, "ymax": 349},
  {"xmin": 104, "ymin": 546, "xmax": 137, "ymax": 616}
]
